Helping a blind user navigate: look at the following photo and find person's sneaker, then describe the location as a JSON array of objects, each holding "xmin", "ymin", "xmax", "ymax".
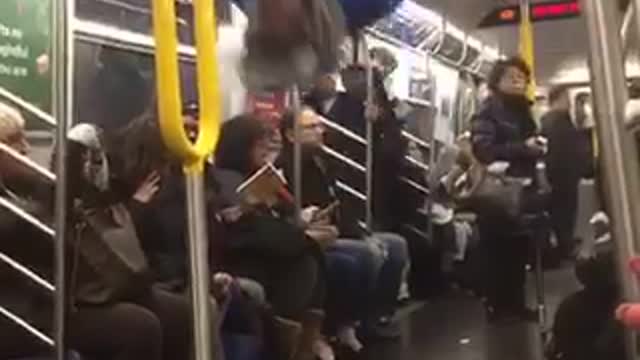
[{"xmin": 337, "ymin": 326, "xmax": 364, "ymax": 353}]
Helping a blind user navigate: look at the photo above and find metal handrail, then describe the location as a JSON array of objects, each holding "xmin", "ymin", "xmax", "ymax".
[
  {"xmin": 401, "ymin": 130, "xmax": 431, "ymax": 150},
  {"xmin": 322, "ymin": 145, "xmax": 366, "ymax": 173},
  {"xmin": 0, "ymin": 143, "xmax": 56, "ymax": 183},
  {"xmin": 74, "ymin": 19, "xmax": 197, "ymax": 58},
  {"xmin": 319, "ymin": 116, "xmax": 367, "ymax": 145},
  {"xmin": 0, "ymin": 86, "xmax": 56, "ymax": 127},
  {"xmin": 335, "ymin": 180, "xmax": 366, "ymax": 201},
  {"xmin": 0, "ymin": 306, "xmax": 54, "ymax": 346},
  {"xmin": 0, "ymin": 197, "xmax": 55, "ymax": 237},
  {"xmin": 400, "ymin": 176, "xmax": 430, "ymax": 196},
  {"xmin": 0, "ymin": 252, "xmax": 55, "ymax": 292},
  {"xmin": 405, "ymin": 155, "xmax": 430, "ymax": 173}
]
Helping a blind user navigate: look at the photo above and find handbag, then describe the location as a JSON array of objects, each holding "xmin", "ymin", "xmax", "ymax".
[
  {"xmin": 457, "ymin": 165, "xmax": 524, "ymax": 221},
  {"xmin": 70, "ymin": 203, "xmax": 151, "ymax": 305}
]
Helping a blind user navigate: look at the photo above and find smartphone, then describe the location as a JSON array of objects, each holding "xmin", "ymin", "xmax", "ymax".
[{"xmin": 312, "ymin": 201, "xmax": 340, "ymax": 222}]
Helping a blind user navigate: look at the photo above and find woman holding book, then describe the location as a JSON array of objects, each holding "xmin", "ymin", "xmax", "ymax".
[{"xmin": 213, "ymin": 114, "xmax": 336, "ymax": 360}]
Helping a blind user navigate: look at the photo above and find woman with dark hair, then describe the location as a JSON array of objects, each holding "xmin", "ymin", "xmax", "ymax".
[
  {"xmin": 471, "ymin": 56, "xmax": 547, "ymax": 323},
  {"xmin": 214, "ymin": 114, "xmax": 332, "ymax": 360},
  {"xmin": 57, "ymin": 123, "xmax": 220, "ymax": 360}
]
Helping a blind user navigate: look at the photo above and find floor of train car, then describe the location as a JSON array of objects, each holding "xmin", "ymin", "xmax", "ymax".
[{"xmin": 368, "ymin": 265, "xmax": 580, "ymax": 360}]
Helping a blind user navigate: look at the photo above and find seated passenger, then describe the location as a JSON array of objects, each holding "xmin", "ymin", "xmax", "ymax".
[
  {"xmin": 213, "ymin": 114, "xmax": 330, "ymax": 360},
  {"xmin": 549, "ymin": 212, "xmax": 623, "ymax": 360},
  {"xmin": 276, "ymin": 107, "xmax": 381, "ymax": 352},
  {"xmin": 60, "ymin": 123, "xmax": 220, "ymax": 360},
  {"xmin": 0, "ymin": 102, "xmax": 53, "ymax": 358},
  {"xmin": 305, "ymin": 70, "xmax": 415, "ymax": 310},
  {"xmin": 123, "ymin": 106, "xmax": 262, "ymax": 360},
  {"xmin": 276, "ymin": 107, "xmax": 407, "ymax": 340}
]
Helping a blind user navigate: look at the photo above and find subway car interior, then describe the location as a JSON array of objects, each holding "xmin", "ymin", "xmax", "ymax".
[{"xmin": 2, "ymin": 0, "xmax": 640, "ymax": 359}]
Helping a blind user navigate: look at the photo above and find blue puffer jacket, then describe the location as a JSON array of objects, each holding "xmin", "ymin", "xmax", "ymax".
[{"xmin": 231, "ymin": 0, "xmax": 401, "ymax": 30}]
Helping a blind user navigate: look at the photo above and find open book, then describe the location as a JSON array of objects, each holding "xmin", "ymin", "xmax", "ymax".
[{"xmin": 236, "ymin": 163, "xmax": 292, "ymax": 207}]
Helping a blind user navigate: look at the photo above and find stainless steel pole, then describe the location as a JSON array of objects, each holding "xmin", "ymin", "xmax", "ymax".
[
  {"xmin": 185, "ymin": 173, "xmax": 212, "ymax": 360},
  {"xmin": 52, "ymin": 0, "xmax": 73, "ymax": 358},
  {"xmin": 631, "ymin": 0, "xmax": 640, "ymax": 59},
  {"xmin": 622, "ymin": 2, "xmax": 634, "ymax": 54},
  {"xmin": 582, "ymin": 1, "xmax": 640, "ymax": 358},
  {"xmin": 363, "ymin": 36, "xmax": 374, "ymax": 232},
  {"xmin": 291, "ymin": 85, "xmax": 303, "ymax": 220}
]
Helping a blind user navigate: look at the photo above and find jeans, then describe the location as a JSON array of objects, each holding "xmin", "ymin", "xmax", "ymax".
[
  {"xmin": 325, "ymin": 239, "xmax": 379, "ymax": 330},
  {"xmin": 369, "ymin": 232, "xmax": 409, "ymax": 317}
]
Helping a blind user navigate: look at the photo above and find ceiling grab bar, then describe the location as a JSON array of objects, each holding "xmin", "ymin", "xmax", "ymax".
[
  {"xmin": 151, "ymin": 0, "xmax": 221, "ymax": 359},
  {"xmin": 582, "ymin": 1, "xmax": 640, "ymax": 359}
]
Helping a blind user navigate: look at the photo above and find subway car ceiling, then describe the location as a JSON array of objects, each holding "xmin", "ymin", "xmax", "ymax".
[
  {"xmin": 423, "ymin": 0, "xmax": 638, "ymax": 87},
  {"xmin": 25, "ymin": 0, "xmax": 640, "ymax": 131},
  {"xmin": 72, "ymin": 0, "xmax": 499, "ymax": 89},
  {"xmin": 74, "ymin": 1, "xmax": 640, "ymax": 96}
]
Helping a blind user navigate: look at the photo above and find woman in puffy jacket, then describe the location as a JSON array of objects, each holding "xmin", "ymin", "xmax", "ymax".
[{"xmin": 471, "ymin": 57, "xmax": 546, "ymax": 323}]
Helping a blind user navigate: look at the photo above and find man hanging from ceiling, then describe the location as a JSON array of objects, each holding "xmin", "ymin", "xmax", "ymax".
[{"xmin": 235, "ymin": 0, "xmax": 403, "ymax": 90}]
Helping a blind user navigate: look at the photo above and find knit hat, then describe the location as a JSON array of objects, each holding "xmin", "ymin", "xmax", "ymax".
[{"xmin": 68, "ymin": 123, "xmax": 110, "ymax": 192}]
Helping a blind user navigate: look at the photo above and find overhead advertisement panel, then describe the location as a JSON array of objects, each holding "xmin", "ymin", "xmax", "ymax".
[
  {"xmin": 431, "ymin": 59, "xmax": 459, "ymax": 144},
  {"xmin": 0, "ymin": 0, "xmax": 51, "ymax": 122}
]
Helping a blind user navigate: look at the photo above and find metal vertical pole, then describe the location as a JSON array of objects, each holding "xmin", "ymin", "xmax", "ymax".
[
  {"xmin": 621, "ymin": 2, "xmax": 634, "ymax": 54},
  {"xmin": 363, "ymin": 36, "xmax": 374, "ymax": 232},
  {"xmin": 185, "ymin": 173, "xmax": 212, "ymax": 360},
  {"xmin": 631, "ymin": 0, "xmax": 640, "ymax": 59},
  {"xmin": 582, "ymin": 1, "xmax": 640, "ymax": 359},
  {"xmin": 52, "ymin": 0, "xmax": 73, "ymax": 359},
  {"xmin": 291, "ymin": 85, "xmax": 303, "ymax": 220}
]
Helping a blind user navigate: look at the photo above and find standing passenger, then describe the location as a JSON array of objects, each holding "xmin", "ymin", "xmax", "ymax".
[
  {"xmin": 471, "ymin": 57, "xmax": 546, "ymax": 323},
  {"xmin": 541, "ymin": 85, "xmax": 590, "ymax": 259}
]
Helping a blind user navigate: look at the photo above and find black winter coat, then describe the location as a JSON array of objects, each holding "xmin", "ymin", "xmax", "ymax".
[
  {"xmin": 471, "ymin": 95, "xmax": 540, "ymax": 179},
  {"xmin": 275, "ymin": 145, "xmax": 363, "ymax": 238}
]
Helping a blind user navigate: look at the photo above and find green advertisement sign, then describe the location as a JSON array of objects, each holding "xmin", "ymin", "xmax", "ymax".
[{"xmin": 0, "ymin": 0, "xmax": 51, "ymax": 119}]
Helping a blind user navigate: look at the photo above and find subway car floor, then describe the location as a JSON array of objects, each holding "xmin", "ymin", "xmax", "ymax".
[{"xmin": 367, "ymin": 265, "xmax": 580, "ymax": 360}]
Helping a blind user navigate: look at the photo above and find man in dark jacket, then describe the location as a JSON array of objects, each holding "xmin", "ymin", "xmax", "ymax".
[
  {"xmin": 307, "ymin": 67, "xmax": 422, "ymax": 233},
  {"xmin": 541, "ymin": 85, "xmax": 590, "ymax": 258}
]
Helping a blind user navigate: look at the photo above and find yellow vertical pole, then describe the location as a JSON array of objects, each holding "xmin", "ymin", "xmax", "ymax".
[{"xmin": 151, "ymin": 0, "xmax": 222, "ymax": 359}]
